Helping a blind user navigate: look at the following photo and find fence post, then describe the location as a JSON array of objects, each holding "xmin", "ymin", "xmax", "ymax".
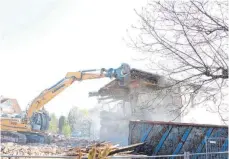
[
  {"xmin": 205, "ymin": 137, "xmax": 208, "ymax": 159},
  {"xmin": 184, "ymin": 152, "xmax": 190, "ymax": 159}
]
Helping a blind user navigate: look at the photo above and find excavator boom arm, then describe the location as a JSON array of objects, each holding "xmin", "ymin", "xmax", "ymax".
[
  {"xmin": 26, "ymin": 72, "xmax": 105, "ymax": 118},
  {"xmin": 26, "ymin": 63, "xmax": 131, "ymax": 118}
]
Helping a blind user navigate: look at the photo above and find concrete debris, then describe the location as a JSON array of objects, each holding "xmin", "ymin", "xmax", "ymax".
[
  {"xmin": 51, "ymin": 135, "xmax": 94, "ymax": 147},
  {"xmin": 1, "ymin": 143, "xmax": 68, "ymax": 156},
  {"xmin": 1, "ymin": 141, "xmax": 144, "ymax": 157}
]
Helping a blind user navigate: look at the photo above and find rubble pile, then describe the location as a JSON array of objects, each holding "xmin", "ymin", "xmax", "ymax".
[
  {"xmin": 1, "ymin": 143, "xmax": 69, "ymax": 156},
  {"xmin": 51, "ymin": 135, "xmax": 96, "ymax": 147},
  {"xmin": 1, "ymin": 141, "xmax": 145, "ymax": 157},
  {"xmin": 0, "ymin": 142, "xmax": 114, "ymax": 156}
]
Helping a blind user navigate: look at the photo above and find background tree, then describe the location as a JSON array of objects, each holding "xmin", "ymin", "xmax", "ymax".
[
  {"xmin": 127, "ymin": 0, "xmax": 228, "ymax": 123},
  {"xmin": 58, "ymin": 115, "xmax": 65, "ymax": 134},
  {"xmin": 48, "ymin": 113, "xmax": 58, "ymax": 133},
  {"xmin": 68, "ymin": 106, "xmax": 83, "ymax": 132},
  {"xmin": 62, "ymin": 120, "xmax": 71, "ymax": 137}
]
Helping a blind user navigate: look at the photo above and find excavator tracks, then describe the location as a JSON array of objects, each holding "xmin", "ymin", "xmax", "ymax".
[
  {"xmin": 22, "ymin": 132, "xmax": 51, "ymax": 144},
  {"xmin": 1, "ymin": 131, "xmax": 27, "ymax": 144},
  {"xmin": 1, "ymin": 131, "xmax": 51, "ymax": 144}
]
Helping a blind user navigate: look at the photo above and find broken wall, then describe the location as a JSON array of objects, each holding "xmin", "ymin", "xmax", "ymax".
[
  {"xmin": 128, "ymin": 83, "xmax": 182, "ymax": 122},
  {"xmin": 99, "ymin": 78, "xmax": 182, "ymax": 146}
]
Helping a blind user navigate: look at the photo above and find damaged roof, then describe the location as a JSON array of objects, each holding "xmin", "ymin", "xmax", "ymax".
[
  {"xmin": 0, "ymin": 97, "xmax": 22, "ymax": 114},
  {"xmin": 89, "ymin": 68, "xmax": 162, "ymax": 101}
]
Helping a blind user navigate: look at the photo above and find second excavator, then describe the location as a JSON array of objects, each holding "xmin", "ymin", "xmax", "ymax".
[{"xmin": 0, "ymin": 63, "xmax": 131, "ymax": 144}]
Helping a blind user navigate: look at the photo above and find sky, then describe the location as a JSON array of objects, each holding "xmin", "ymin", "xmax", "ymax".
[
  {"xmin": 0, "ymin": 0, "xmax": 148, "ymax": 117},
  {"xmin": 0, "ymin": 0, "xmax": 227, "ymax": 125}
]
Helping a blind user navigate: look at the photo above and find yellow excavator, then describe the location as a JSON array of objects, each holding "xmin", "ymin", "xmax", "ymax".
[{"xmin": 0, "ymin": 63, "xmax": 131, "ymax": 144}]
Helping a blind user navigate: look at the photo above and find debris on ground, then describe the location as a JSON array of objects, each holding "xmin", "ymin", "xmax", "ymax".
[
  {"xmin": 51, "ymin": 135, "xmax": 97, "ymax": 147},
  {"xmin": 1, "ymin": 141, "xmax": 145, "ymax": 158}
]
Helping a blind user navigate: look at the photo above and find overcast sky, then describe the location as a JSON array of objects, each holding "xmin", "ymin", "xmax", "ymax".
[
  {"xmin": 0, "ymin": 0, "xmax": 148, "ymax": 116},
  {"xmin": 0, "ymin": 0, "xmax": 226, "ymax": 124}
]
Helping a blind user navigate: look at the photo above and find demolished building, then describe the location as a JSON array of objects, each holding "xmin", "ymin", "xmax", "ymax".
[
  {"xmin": 89, "ymin": 68, "xmax": 183, "ymax": 146},
  {"xmin": 0, "ymin": 96, "xmax": 21, "ymax": 114}
]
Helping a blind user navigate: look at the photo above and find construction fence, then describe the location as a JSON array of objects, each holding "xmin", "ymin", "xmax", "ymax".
[
  {"xmin": 1, "ymin": 137, "xmax": 228, "ymax": 159},
  {"xmin": 109, "ymin": 151, "xmax": 228, "ymax": 158},
  {"xmin": 0, "ymin": 151, "xmax": 229, "ymax": 159}
]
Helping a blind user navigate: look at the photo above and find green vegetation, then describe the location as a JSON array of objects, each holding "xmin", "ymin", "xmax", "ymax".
[
  {"xmin": 48, "ymin": 113, "xmax": 58, "ymax": 133},
  {"xmin": 58, "ymin": 115, "xmax": 65, "ymax": 134},
  {"xmin": 62, "ymin": 120, "xmax": 71, "ymax": 137},
  {"xmin": 48, "ymin": 113, "xmax": 72, "ymax": 137},
  {"xmin": 68, "ymin": 107, "xmax": 81, "ymax": 131}
]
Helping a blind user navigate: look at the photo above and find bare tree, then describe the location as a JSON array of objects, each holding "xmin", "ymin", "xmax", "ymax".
[{"xmin": 127, "ymin": 0, "xmax": 228, "ymax": 123}]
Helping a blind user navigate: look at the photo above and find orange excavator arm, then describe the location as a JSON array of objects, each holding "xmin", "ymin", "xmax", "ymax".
[{"xmin": 26, "ymin": 63, "xmax": 131, "ymax": 119}]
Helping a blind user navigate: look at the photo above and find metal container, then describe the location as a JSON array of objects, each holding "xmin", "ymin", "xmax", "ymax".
[{"xmin": 128, "ymin": 120, "xmax": 228, "ymax": 156}]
